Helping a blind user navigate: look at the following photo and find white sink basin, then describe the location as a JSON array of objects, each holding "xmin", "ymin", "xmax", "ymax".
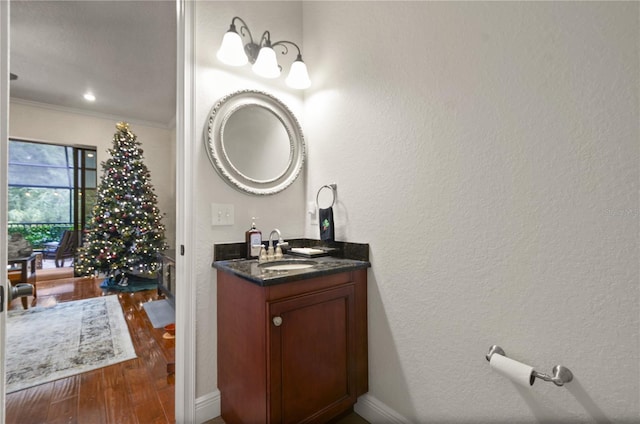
[{"xmin": 258, "ymin": 259, "xmax": 317, "ymax": 271}]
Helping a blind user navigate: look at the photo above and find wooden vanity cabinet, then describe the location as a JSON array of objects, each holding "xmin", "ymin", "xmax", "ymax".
[{"xmin": 217, "ymin": 269, "xmax": 368, "ymax": 424}]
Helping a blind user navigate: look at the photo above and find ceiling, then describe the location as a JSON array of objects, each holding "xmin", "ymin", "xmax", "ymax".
[{"xmin": 9, "ymin": 0, "xmax": 176, "ymax": 127}]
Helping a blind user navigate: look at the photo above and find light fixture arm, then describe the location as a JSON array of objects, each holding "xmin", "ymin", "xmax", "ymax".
[
  {"xmin": 230, "ymin": 16, "xmax": 254, "ymax": 44},
  {"xmin": 228, "ymin": 16, "xmax": 262, "ymax": 64},
  {"xmin": 258, "ymin": 30, "xmax": 273, "ymax": 47},
  {"xmin": 271, "ymin": 40, "xmax": 304, "ymax": 61},
  {"xmin": 257, "ymin": 31, "xmax": 304, "ymax": 62}
]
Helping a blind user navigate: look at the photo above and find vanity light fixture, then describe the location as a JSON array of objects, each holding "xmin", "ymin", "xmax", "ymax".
[
  {"xmin": 83, "ymin": 92, "xmax": 96, "ymax": 102},
  {"xmin": 217, "ymin": 16, "xmax": 311, "ymax": 89}
]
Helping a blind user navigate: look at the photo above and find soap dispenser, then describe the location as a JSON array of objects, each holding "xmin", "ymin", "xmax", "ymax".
[
  {"xmin": 258, "ymin": 245, "xmax": 268, "ymax": 263},
  {"xmin": 245, "ymin": 218, "xmax": 262, "ymax": 259}
]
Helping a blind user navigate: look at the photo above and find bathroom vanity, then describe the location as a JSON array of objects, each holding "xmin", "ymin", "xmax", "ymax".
[{"xmin": 214, "ymin": 255, "xmax": 370, "ymax": 423}]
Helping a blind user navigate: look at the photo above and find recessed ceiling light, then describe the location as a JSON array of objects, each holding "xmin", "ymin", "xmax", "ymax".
[{"xmin": 83, "ymin": 92, "xmax": 96, "ymax": 102}]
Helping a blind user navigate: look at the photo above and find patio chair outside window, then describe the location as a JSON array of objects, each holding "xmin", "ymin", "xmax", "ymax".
[{"xmin": 43, "ymin": 230, "xmax": 79, "ymax": 267}]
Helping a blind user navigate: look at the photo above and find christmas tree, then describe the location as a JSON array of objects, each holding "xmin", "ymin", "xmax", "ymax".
[{"xmin": 76, "ymin": 122, "xmax": 166, "ymax": 285}]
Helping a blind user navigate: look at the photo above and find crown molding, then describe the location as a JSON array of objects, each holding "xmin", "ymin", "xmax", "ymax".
[{"xmin": 9, "ymin": 97, "xmax": 174, "ymax": 130}]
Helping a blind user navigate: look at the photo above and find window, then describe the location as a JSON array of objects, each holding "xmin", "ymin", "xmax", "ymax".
[
  {"xmin": 8, "ymin": 140, "xmax": 74, "ymax": 224},
  {"xmin": 8, "ymin": 140, "xmax": 97, "ymax": 248}
]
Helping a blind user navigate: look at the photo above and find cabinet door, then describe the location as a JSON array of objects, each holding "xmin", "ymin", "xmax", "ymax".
[{"xmin": 268, "ymin": 284, "xmax": 356, "ymax": 424}]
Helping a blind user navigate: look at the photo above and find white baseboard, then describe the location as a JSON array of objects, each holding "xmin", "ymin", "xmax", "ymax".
[
  {"xmin": 196, "ymin": 389, "xmax": 221, "ymax": 424},
  {"xmin": 194, "ymin": 391, "xmax": 406, "ymax": 424},
  {"xmin": 354, "ymin": 393, "xmax": 410, "ymax": 424}
]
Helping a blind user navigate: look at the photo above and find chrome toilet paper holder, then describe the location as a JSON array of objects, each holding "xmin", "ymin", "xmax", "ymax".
[{"xmin": 486, "ymin": 345, "xmax": 573, "ymax": 386}]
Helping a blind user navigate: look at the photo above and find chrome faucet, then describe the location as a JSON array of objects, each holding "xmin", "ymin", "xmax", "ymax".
[
  {"xmin": 269, "ymin": 229, "xmax": 282, "ymax": 249},
  {"xmin": 269, "ymin": 229, "xmax": 289, "ymax": 249},
  {"xmin": 265, "ymin": 229, "xmax": 289, "ymax": 261}
]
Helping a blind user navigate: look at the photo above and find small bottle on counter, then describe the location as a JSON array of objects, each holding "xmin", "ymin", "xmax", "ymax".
[
  {"xmin": 245, "ymin": 218, "xmax": 262, "ymax": 259},
  {"xmin": 259, "ymin": 245, "xmax": 268, "ymax": 263}
]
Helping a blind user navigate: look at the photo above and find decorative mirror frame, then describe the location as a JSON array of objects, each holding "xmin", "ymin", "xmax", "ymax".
[{"xmin": 205, "ymin": 90, "xmax": 305, "ymax": 195}]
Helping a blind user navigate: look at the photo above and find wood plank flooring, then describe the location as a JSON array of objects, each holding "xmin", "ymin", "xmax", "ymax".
[{"xmin": 6, "ymin": 275, "xmax": 175, "ymax": 424}]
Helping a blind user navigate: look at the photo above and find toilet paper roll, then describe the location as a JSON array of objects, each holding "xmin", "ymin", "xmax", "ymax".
[{"xmin": 490, "ymin": 353, "xmax": 535, "ymax": 387}]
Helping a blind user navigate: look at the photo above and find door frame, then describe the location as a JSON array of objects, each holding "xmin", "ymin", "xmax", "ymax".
[
  {"xmin": 0, "ymin": 0, "xmax": 9, "ymax": 421},
  {"xmin": 73, "ymin": 145, "xmax": 98, "ymax": 246},
  {"xmin": 175, "ymin": 0, "xmax": 197, "ymax": 421},
  {"xmin": 0, "ymin": 1, "xmax": 198, "ymax": 421}
]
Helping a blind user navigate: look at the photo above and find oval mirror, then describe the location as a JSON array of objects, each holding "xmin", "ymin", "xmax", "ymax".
[{"xmin": 206, "ymin": 90, "xmax": 305, "ymax": 195}]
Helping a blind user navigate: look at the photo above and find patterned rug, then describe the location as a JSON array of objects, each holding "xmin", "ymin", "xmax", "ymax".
[{"xmin": 6, "ymin": 296, "xmax": 137, "ymax": 393}]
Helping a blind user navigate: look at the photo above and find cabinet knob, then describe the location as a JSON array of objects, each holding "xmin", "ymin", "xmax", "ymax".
[{"xmin": 272, "ymin": 316, "xmax": 283, "ymax": 327}]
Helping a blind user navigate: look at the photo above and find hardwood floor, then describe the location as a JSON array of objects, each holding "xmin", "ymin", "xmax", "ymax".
[{"xmin": 6, "ymin": 275, "xmax": 175, "ymax": 424}]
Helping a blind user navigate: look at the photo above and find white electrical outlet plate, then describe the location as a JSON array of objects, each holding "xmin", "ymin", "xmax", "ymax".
[{"xmin": 211, "ymin": 203, "xmax": 234, "ymax": 226}]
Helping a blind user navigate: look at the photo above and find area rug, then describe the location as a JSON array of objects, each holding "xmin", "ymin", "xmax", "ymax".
[
  {"xmin": 142, "ymin": 299, "xmax": 175, "ymax": 328},
  {"xmin": 6, "ymin": 295, "xmax": 137, "ymax": 393}
]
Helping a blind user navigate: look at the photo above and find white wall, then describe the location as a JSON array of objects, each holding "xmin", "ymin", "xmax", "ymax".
[
  {"xmin": 303, "ymin": 2, "xmax": 638, "ymax": 423},
  {"xmin": 193, "ymin": 1, "xmax": 305, "ymax": 397},
  {"xmin": 9, "ymin": 100, "xmax": 176, "ymax": 249}
]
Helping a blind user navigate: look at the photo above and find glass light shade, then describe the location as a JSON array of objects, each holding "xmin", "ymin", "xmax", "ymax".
[
  {"xmin": 285, "ymin": 60, "xmax": 311, "ymax": 89},
  {"xmin": 252, "ymin": 46, "xmax": 280, "ymax": 79},
  {"xmin": 217, "ymin": 30, "xmax": 248, "ymax": 66}
]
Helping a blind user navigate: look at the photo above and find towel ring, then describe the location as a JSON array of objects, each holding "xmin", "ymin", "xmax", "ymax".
[{"xmin": 316, "ymin": 184, "xmax": 337, "ymax": 209}]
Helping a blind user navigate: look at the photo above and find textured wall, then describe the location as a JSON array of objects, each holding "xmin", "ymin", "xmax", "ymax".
[
  {"xmin": 303, "ymin": 2, "xmax": 638, "ymax": 422},
  {"xmin": 9, "ymin": 101, "xmax": 177, "ymax": 248},
  {"xmin": 193, "ymin": 1, "xmax": 305, "ymax": 397}
]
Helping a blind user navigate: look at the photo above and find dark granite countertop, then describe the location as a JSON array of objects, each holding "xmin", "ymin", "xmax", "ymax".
[{"xmin": 213, "ymin": 255, "xmax": 370, "ymax": 286}]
